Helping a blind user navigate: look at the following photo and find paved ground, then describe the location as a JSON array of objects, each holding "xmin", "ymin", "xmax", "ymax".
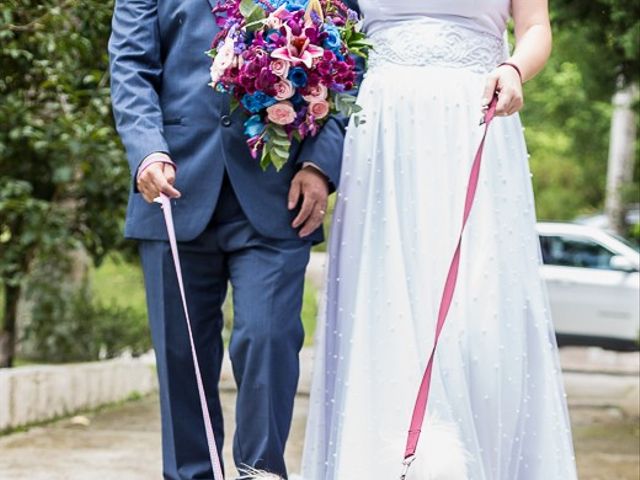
[{"xmin": 0, "ymin": 348, "xmax": 638, "ymax": 479}]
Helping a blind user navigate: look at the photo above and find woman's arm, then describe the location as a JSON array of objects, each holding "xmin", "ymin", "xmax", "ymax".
[
  {"xmin": 482, "ymin": 0, "xmax": 552, "ymax": 116},
  {"xmin": 510, "ymin": 0, "xmax": 552, "ymax": 81}
]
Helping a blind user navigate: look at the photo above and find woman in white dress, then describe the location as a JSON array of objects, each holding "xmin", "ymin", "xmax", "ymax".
[{"xmin": 301, "ymin": 1, "xmax": 578, "ymax": 479}]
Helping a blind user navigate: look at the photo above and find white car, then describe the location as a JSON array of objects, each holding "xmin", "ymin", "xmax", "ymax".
[{"xmin": 537, "ymin": 222, "xmax": 640, "ymax": 350}]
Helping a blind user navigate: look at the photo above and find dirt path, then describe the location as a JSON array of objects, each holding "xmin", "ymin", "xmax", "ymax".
[{"xmin": 572, "ymin": 406, "xmax": 640, "ymax": 480}]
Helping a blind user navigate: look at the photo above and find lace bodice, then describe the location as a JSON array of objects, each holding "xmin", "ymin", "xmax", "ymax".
[
  {"xmin": 367, "ymin": 18, "xmax": 506, "ymax": 74},
  {"xmin": 359, "ymin": 1, "xmax": 510, "ymax": 73}
]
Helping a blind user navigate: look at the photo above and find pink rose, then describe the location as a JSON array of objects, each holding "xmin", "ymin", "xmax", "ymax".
[
  {"xmin": 271, "ymin": 59, "xmax": 290, "ymax": 78},
  {"xmin": 210, "ymin": 36, "xmax": 236, "ymax": 85},
  {"xmin": 272, "ymin": 5, "xmax": 289, "ymax": 20},
  {"xmin": 303, "ymin": 83, "xmax": 328, "ymax": 102},
  {"xmin": 309, "ymin": 100, "xmax": 330, "ymax": 120},
  {"xmin": 266, "ymin": 12, "xmax": 283, "ymax": 29},
  {"xmin": 267, "ymin": 101, "xmax": 297, "ymax": 125},
  {"xmin": 209, "ymin": 61, "xmax": 222, "ymax": 85},
  {"xmin": 213, "ymin": 36, "xmax": 235, "ymax": 71},
  {"xmin": 274, "ymin": 80, "xmax": 295, "ymax": 100}
]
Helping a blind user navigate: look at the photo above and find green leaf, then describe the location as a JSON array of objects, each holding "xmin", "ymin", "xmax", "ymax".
[
  {"xmin": 270, "ymin": 151, "xmax": 288, "ymax": 171},
  {"xmin": 260, "ymin": 148, "xmax": 272, "ymax": 171},
  {"xmin": 239, "ymin": 0, "xmax": 257, "ymax": 17},
  {"xmin": 245, "ymin": 18, "xmax": 267, "ymax": 32},
  {"xmin": 271, "ymin": 125, "xmax": 287, "ymax": 137},
  {"xmin": 273, "ymin": 146, "xmax": 290, "ymax": 159},
  {"xmin": 230, "ymin": 97, "xmax": 240, "ymax": 114},
  {"xmin": 272, "ymin": 137, "xmax": 290, "ymax": 148},
  {"xmin": 260, "ymin": 125, "xmax": 291, "ymax": 171},
  {"xmin": 239, "ymin": 0, "xmax": 266, "ymax": 31}
]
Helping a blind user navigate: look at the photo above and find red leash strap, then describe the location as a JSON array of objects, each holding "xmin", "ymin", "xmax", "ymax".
[{"xmin": 401, "ymin": 95, "xmax": 499, "ymax": 478}]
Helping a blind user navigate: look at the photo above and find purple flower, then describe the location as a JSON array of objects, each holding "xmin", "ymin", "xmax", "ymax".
[{"xmin": 256, "ymin": 67, "xmax": 278, "ymax": 92}]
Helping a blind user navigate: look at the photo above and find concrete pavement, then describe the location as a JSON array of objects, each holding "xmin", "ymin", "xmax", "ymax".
[{"xmin": 0, "ymin": 347, "xmax": 638, "ymax": 479}]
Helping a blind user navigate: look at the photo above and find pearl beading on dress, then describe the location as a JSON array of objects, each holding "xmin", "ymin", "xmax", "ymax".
[
  {"xmin": 368, "ymin": 19, "xmax": 506, "ymax": 74},
  {"xmin": 300, "ymin": 13, "xmax": 578, "ymax": 479}
]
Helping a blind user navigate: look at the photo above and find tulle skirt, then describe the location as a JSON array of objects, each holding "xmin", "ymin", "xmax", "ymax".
[{"xmin": 300, "ymin": 19, "xmax": 578, "ymax": 480}]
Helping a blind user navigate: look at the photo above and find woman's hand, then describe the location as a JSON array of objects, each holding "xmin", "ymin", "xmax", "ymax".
[
  {"xmin": 481, "ymin": 0, "xmax": 552, "ymax": 117},
  {"xmin": 482, "ymin": 64, "xmax": 524, "ymax": 117}
]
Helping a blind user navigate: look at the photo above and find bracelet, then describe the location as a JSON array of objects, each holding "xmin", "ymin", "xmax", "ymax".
[{"xmin": 498, "ymin": 62, "xmax": 523, "ymax": 83}]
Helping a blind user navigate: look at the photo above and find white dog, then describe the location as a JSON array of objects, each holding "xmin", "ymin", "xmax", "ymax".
[
  {"xmin": 395, "ymin": 417, "xmax": 469, "ymax": 480},
  {"xmin": 239, "ymin": 417, "xmax": 469, "ymax": 480},
  {"xmin": 237, "ymin": 467, "xmax": 284, "ymax": 479}
]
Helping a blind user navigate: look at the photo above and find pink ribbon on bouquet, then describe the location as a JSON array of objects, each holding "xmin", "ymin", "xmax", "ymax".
[
  {"xmin": 155, "ymin": 194, "xmax": 226, "ymax": 480},
  {"xmin": 401, "ymin": 95, "xmax": 499, "ymax": 479}
]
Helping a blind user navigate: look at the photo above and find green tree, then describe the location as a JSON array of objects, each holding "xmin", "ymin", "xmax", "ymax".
[
  {"xmin": 522, "ymin": 27, "xmax": 613, "ymax": 220},
  {"xmin": 552, "ymin": 0, "xmax": 639, "ymax": 85},
  {"xmin": 521, "ymin": 1, "xmax": 639, "ymax": 223},
  {"xmin": 0, "ymin": 0, "xmax": 129, "ymax": 367}
]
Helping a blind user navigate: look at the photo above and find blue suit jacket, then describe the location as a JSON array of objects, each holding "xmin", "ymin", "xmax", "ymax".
[{"xmin": 109, "ymin": 0, "xmax": 359, "ymax": 243}]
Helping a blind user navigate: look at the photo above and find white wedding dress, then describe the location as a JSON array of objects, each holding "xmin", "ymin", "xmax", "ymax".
[{"xmin": 300, "ymin": 1, "xmax": 578, "ymax": 479}]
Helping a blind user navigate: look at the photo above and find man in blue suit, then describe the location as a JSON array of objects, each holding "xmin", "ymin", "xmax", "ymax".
[{"xmin": 108, "ymin": 0, "xmax": 358, "ymax": 478}]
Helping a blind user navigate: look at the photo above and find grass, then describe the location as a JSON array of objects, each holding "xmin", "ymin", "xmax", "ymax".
[
  {"xmin": 91, "ymin": 255, "xmax": 147, "ymax": 314},
  {"xmin": 301, "ymin": 281, "xmax": 318, "ymax": 345},
  {"xmin": 92, "ymin": 254, "xmax": 319, "ymax": 347},
  {"xmin": 2, "ymin": 252, "xmax": 318, "ymax": 363}
]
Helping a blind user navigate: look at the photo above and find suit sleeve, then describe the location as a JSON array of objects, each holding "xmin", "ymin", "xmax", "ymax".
[
  {"xmin": 108, "ymin": 0, "xmax": 169, "ymax": 179},
  {"xmin": 294, "ymin": 0, "xmax": 364, "ymax": 191}
]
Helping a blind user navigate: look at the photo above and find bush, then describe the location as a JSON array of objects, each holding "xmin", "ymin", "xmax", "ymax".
[{"xmin": 20, "ymin": 257, "xmax": 151, "ymax": 363}]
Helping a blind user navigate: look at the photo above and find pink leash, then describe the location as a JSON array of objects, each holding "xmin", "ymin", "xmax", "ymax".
[
  {"xmin": 401, "ymin": 95, "xmax": 499, "ymax": 479},
  {"xmin": 156, "ymin": 194, "xmax": 226, "ymax": 480}
]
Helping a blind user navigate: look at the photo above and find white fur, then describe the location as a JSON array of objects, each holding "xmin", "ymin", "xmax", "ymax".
[
  {"xmin": 391, "ymin": 416, "xmax": 469, "ymax": 480},
  {"xmin": 239, "ymin": 417, "xmax": 468, "ymax": 480},
  {"xmin": 237, "ymin": 466, "xmax": 284, "ymax": 479}
]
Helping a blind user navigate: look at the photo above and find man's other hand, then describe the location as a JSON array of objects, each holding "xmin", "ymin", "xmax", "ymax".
[{"xmin": 288, "ymin": 166, "xmax": 329, "ymax": 238}]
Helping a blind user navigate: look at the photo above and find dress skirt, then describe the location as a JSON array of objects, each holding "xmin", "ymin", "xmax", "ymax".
[{"xmin": 301, "ymin": 18, "xmax": 578, "ymax": 480}]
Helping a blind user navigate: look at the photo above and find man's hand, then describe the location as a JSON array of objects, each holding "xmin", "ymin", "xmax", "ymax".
[
  {"xmin": 137, "ymin": 161, "xmax": 181, "ymax": 204},
  {"xmin": 288, "ymin": 166, "xmax": 329, "ymax": 238}
]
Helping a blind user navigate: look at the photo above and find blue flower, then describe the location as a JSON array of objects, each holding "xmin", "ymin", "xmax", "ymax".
[
  {"xmin": 271, "ymin": 0, "xmax": 309, "ymax": 11},
  {"xmin": 324, "ymin": 24, "xmax": 342, "ymax": 53},
  {"xmin": 241, "ymin": 91, "xmax": 277, "ymax": 113},
  {"xmin": 290, "ymin": 92, "xmax": 304, "ymax": 107},
  {"xmin": 244, "ymin": 115, "xmax": 266, "ymax": 138},
  {"xmin": 289, "ymin": 67, "xmax": 308, "ymax": 88}
]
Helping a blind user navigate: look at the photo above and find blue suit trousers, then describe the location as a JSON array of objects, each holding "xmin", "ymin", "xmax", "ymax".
[{"xmin": 139, "ymin": 174, "xmax": 311, "ymax": 479}]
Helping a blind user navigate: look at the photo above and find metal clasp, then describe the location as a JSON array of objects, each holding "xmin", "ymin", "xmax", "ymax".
[{"xmin": 400, "ymin": 455, "xmax": 416, "ymax": 480}]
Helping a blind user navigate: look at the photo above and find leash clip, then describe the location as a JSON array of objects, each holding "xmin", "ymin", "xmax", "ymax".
[{"xmin": 400, "ymin": 455, "xmax": 416, "ymax": 480}]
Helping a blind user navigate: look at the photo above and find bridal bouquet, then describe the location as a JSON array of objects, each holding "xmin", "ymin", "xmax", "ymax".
[{"xmin": 208, "ymin": 0, "xmax": 370, "ymax": 171}]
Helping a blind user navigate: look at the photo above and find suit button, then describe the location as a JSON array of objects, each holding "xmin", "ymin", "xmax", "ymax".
[{"xmin": 221, "ymin": 115, "xmax": 232, "ymax": 127}]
